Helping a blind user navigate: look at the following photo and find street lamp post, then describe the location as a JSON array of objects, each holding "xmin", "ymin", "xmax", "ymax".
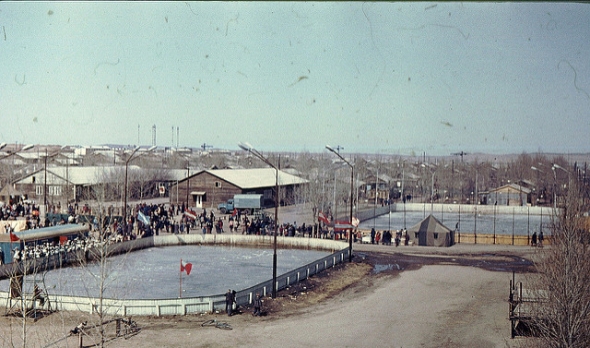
[
  {"xmin": 430, "ymin": 171, "xmax": 435, "ymax": 213},
  {"xmin": 531, "ymin": 165, "xmax": 544, "ymax": 207},
  {"xmin": 186, "ymin": 160, "xmax": 190, "ymax": 209},
  {"xmin": 238, "ymin": 142, "xmax": 280, "ymax": 299},
  {"xmin": 123, "ymin": 146, "xmax": 156, "ymax": 232},
  {"xmin": 42, "ymin": 146, "xmax": 66, "ymax": 213},
  {"xmin": 326, "ymin": 145, "xmax": 354, "ymax": 263},
  {"xmin": 401, "ymin": 167, "xmax": 406, "ymax": 229},
  {"xmin": 421, "ymin": 163, "xmax": 437, "ymax": 213},
  {"xmin": 552, "ymin": 163, "xmax": 569, "ymax": 211}
]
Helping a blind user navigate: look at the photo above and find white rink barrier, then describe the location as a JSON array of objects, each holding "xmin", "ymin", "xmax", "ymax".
[{"xmin": 0, "ymin": 235, "xmax": 349, "ymax": 316}]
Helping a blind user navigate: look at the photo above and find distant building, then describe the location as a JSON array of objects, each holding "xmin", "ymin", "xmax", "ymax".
[
  {"xmin": 169, "ymin": 168, "xmax": 308, "ymax": 210},
  {"xmin": 8, "ymin": 166, "xmax": 184, "ymax": 205},
  {"xmin": 482, "ymin": 183, "xmax": 531, "ymax": 206},
  {"xmin": 362, "ymin": 173, "xmax": 393, "ymax": 203}
]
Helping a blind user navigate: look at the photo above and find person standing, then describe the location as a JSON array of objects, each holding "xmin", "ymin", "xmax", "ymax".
[
  {"xmin": 225, "ymin": 289, "xmax": 234, "ymax": 316},
  {"xmin": 253, "ymin": 293, "xmax": 262, "ymax": 316}
]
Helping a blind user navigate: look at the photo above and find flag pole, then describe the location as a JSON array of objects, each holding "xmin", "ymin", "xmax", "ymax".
[{"xmin": 179, "ymin": 259, "xmax": 182, "ymax": 298}]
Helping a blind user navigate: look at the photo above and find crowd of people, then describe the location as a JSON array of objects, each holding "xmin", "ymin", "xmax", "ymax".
[
  {"xmin": 4, "ymin": 199, "xmax": 408, "ymax": 266},
  {"xmin": 364, "ymin": 227, "xmax": 410, "ymax": 246},
  {"xmin": 10, "ymin": 237, "xmax": 93, "ymax": 263},
  {"xmin": 0, "ymin": 200, "xmax": 40, "ymax": 221}
]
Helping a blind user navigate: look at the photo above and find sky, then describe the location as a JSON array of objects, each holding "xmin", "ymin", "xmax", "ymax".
[{"xmin": 1, "ymin": 2, "xmax": 589, "ymax": 156}]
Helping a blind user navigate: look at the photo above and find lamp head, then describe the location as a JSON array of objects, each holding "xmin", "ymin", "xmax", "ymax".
[
  {"xmin": 238, "ymin": 142, "xmax": 253, "ymax": 152},
  {"xmin": 552, "ymin": 163, "xmax": 567, "ymax": 172}
]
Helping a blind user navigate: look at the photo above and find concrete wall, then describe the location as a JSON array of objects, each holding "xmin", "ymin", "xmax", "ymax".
[
  {"xmin": 455, "ymin": 232, "xmax": 546, "ymax": 246},
  {"xmin": 0, "ymin": 235, "xmax": 349, "ymax": 316},
  {"xmin": 391, "ymin": 202, "xmax": 555, "ymax": 216}
]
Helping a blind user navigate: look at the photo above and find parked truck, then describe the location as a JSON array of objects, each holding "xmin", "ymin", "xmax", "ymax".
[{"xmin": 217, "ymin": 194, "xmax": 264, "ymax": 214}]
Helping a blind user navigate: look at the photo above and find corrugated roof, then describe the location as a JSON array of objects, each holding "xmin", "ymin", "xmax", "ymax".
[
  {"xmin": 6, "ymin": 224, "xmax": 90, "ymax": 242},
  {"xmin": 7, "ymin": 152, "xmax": 38, "ymax": 160},
  {"xmin": 14, "ymin": 166, "xmax": 307, "ymax": 188},
  {"xmin": 14, "ymin": 166, "xmax": 136, "ymax": 185},
  {"xmin": 203, "ymin": 168, "xmax": 308, "ymax": 189},
  {"xmin": 167, "ymin": 169, "xmax": 199, "ymax": 181}
]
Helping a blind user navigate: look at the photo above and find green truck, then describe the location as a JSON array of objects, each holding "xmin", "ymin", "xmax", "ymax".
[{"xmin": 217, "ymin": 194, "xmax": 264, "ymax": 214}]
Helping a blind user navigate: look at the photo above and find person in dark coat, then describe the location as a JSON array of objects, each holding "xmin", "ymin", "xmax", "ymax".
[
  {"xmin": 253, "ymin": 293, "xmax": 262, "ymax": 316},
  {"xmin": 225, "ymin": 289, "xmax": 234, "ymax": 316},
  {"xmin": 531, "ymin": 232, "xmax": 537, "ymax": 247}
]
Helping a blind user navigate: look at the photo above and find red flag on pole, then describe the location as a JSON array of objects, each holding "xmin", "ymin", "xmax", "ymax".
[
  {"xmin": 180, "ymin": 259, "xmax": 192, "ymax": 276},
  {"xmin": 184, "ymin": 210, "xmax": 197, "ymax": 221},
  {"xmin": 9, "ymin": 232, "xmax": 19, "ymax": 242},
  {"xmin": 318, "ymin": 211, "xmax": 330, "ymax": 225}
]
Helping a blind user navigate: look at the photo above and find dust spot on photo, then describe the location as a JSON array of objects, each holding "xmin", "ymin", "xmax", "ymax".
[
  {"xmin": 94, "ymin": 59, "xmax": 120, "ymax": 75},
  {"xmin": 225, "ymin": 14, "xmax": 239, "ymax": 36},
  {"xmin": 288, "ymin": 76, "xmax": 308, "ymax": 87},
  {"xmin": 15, "ymin": 74, "xmax": 26, "ymax": 85},
  {"xmin": 558, "ymin": 60, "xmax": 590, "ymax": 100}
]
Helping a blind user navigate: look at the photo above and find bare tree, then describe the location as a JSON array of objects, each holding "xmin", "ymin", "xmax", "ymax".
[
  {"xmin": 61, "ymin": 167, "xmax": 135, "ymax": 347},
  {"xmin": 528, "ymin": 177, "xmax": 590, "ymax": 347}
]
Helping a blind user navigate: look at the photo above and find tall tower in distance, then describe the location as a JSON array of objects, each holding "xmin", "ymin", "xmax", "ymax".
[
  {"xmin": 152, "ymin": 124, "xmax": 157, "ymax": 146},
  {"xmin": 170, "ymin": 126, "xmax": 180, "ymax": 149}
]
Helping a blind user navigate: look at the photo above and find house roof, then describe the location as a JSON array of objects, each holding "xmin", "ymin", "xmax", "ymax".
[
  {"xmin": 487, "ymin": 183, "xmax": 532, "ymax": 195},
  {"xmin": 407, "ymin": 214, "xmax": 452, "ymax": 234},
  {"xmin": 197, "ymin": 168, "xmax": 308, "ymax": 189},
  {"xmin": 365, "ymin": 173, "xmax": 394, "ymax": 183},
  {"xmin": 0, "ymin": 223, "xmax": 91, "ymax": 243},
  {"xmin": 166, "ymin": 169, "xmax": 199, "ymax": 181},
  {"xmin": 16, "ymin": 166, "xmax": 202, "ymax": 186},
  {"xmin": 7, "ymin": 152, "xmax": 38, "ymax": 160},
  {"xmin": 13, "ymin": 166, "xmax": 139, "ymax": 185}
]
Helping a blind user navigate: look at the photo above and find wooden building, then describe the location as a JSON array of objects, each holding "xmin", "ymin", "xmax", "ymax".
[
  {"xmin": 169, "ymin": 168, "xmax": 308, "ymax": 210},
  {"xmin": 482, "ymin": 183, "xmax": 531, "ymax": 206}
]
